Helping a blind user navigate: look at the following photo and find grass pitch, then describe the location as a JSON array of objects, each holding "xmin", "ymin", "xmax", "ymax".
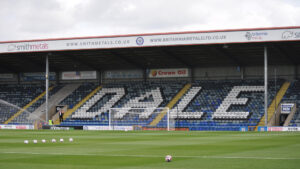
[{"xmin": 0, "ymin": 130, "xmax": 300, "ymax": 169}]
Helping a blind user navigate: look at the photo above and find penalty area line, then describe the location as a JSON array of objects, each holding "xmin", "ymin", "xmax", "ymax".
[{"xmin": 1, "ymin": 152, "xmax": 299, "ymax": 160}]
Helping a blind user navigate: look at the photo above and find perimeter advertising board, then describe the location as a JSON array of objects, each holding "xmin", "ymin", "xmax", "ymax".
[
  {"xmin": 21, "ymin": 72, "xmax": 56, "ymax": 81},
  {"xmin": 83, "ymin": 125, "xmax": 133, "ymax": 131},
  {"xmin": 62, "ymin": 71, "xmax": 97, "ymax": 80},
  {"xmin": 1, "ymin": 27, "xmax": 300, "ymax": 53},
  {"xmin": 83, "ymin": 126, "xmax": 110, "ymax": 130},
  {"xmin": 148, "ymin": 68, "xmax": 189, "ymax": 78},
  {"xmin": 104, "ymin": 70, "xmax": 143, "ymax": 79},
  {"xmin": 268, "ymin": 127, "xmax": 300, "ymax": 131},
  {"xmin": 0, "ymin": 124, "xmax": 34, "ymax": 130},
  {"xmin": 0, "ymin": 73, "xmax": 14, "ymax": 79},
  {"xmin": 281, "ymin": 103, "xmax": 294, "ymax": 114}
]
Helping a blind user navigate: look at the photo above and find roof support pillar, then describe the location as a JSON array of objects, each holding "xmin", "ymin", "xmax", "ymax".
[
  {"xmin": 45, "ymin": 53, "xmax": 49, "ymax": 123},
  {"xmin": 264, "ymin": 46, "xmax": 268, "ymax": 126}
]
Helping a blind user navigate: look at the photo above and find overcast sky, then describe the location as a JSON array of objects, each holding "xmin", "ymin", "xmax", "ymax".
[{"xmin": 0, "ymin": 0, "xmax": 300, "ymax": 41}]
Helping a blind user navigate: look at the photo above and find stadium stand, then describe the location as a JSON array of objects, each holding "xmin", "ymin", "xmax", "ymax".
[
  {"xmin": 169, "ymin": 86, "xmax": 203, "ymax": 119},
  {"xmin": 0, "ymin": 78, "xmax": 294, "ymax": 131},
  {"xmin": 281, "ymin": 79, "xmax": 300, "ymax": 127},
  {"xmin": 0, "ymin": 84, "xmax": 47, "ymax": 123},
  {"xmin": 7, "ymin": 84, "xmax": 63, "ymax": 124},
  {"xmin": 60, "ymin": 81, "xmax": 186, "ymax": 126},
  {"xmin": 171, "ymin": 79, "xmax": 283, "ymax": 130},
  {"xmin": 72, "ymin": 87, "xmax": 125, "ymax": 119},
  {"xmin": 56, "ymin": 79, "xmax": 285, "ymax": 131},
  {"xmin": 59, "ymin": 83, "xmax": 99, "ymax": 109},
  {"xmin": 1, "ymin": 26, "xmax": 300, "ymax": 132}
]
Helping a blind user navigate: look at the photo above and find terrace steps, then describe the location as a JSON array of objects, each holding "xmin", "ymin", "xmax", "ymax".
[
  {"xmin": 257, "ymin": 81, "xmax": 290, "ymax": 126},
  {"xmin": 4, "ymin": 86, "xmax": 54, "ymax": 124},
  {"xmin": 150, "ymin": 83, "xmax": 191, "ymax": 126},
  {"xmin": 54, "ymin": 85, "xmax": 102, "ymax": 125}
]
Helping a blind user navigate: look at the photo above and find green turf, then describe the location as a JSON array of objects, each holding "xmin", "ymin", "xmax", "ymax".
[{"xmin": 0, "ymin": 130, "xmax": 300, "ymax": 169}]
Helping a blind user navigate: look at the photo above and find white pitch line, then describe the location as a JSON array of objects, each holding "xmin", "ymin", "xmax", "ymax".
[
  {"xmin": 1, "ymin": 152, "xmax": 299, "ymax": 160},
  {"xmin": 176, "ymin": 155, "xmax": 300, "ymax": 160}
]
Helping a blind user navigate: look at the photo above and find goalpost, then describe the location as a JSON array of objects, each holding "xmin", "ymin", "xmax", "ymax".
[{"xmin": 108, "ymin": 107, "xmax": 174, "ymax": 131}]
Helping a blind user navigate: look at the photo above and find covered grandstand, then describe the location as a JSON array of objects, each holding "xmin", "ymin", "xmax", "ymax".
[{"xmin": 0, "ymin": 26, "xmax": 300, "ymax": 131}]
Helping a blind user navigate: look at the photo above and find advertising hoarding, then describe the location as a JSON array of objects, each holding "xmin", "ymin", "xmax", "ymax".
[
  {"xmin": 0, "ymin": 73, "xmax": 14, "ymax": 79},
  {"xmin": 21, "ymin": 72, "xmax": 56, "ymax": 81},
  {"xmin": 1, "ymin": 28, "xmax": 300, "ymax": 53},
  {"xmin": 104, "ymin": 70, "xmax": 143, "ymax": 79},
  {"xmin": 62, "ymin": 71, "xmax": 97, "ymax": 80},
  {"xmin": 281, "ymin": 103, "xmax": 294, "ymax": 114},
  {"xmin": 148, "ymin": 68, "xmax": 189, "ymax": 78},
  {"xmin": 0, "ymin": 124, "xmax": 34, "ymax": 130}
]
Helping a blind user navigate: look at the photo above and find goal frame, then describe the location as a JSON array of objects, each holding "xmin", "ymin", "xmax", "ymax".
[{"xmin": 108, "ymin": 107, "xmax": 172, "ymax": 131}]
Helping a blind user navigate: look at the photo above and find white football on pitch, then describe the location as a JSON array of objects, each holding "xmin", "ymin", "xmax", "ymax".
[
  {"xmin": 24, "ymin": 140, "xmax": 29, "ymax": 144},
  {"xmin": 33, "ymin": 140, "xmax": 37, "ymax": 144},
  {"xmin": 42, "ymin": 139, "xmax": 46, "ymax": 143},
  {"xmin": 165, "ymin": 155, "xmax": 172, "ymax": 162},
  {"xmin": 69, "ymin": 138, "xmax": 73, "ymax": 142},
  {"xmin": 51, "ymin": 139, "xmax": 56, "ymax": 143},
  {"xmin": 60, "ymin": 138, "xmax": 64, "ymax": 142}
]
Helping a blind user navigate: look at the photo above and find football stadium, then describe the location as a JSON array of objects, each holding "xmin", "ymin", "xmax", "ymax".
[{"xmin": 1, "ymin": 26, "xmax": 300, "ymax": 169}]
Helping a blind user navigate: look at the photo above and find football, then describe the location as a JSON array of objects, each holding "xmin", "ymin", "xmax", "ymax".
[{"xmin": 165, "ymin": 155, "xmax": 172, "ymax": 162}]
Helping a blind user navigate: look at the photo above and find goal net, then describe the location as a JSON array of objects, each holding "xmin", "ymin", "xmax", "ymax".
[{"xmin": 109, "ymin": 107, "xmax": 174, "ymax": 131}]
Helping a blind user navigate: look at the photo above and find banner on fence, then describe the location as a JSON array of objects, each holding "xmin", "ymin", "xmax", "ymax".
[{"xmin": 281, "ymin": 103, "xmax": 294, "ymax": 114}]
